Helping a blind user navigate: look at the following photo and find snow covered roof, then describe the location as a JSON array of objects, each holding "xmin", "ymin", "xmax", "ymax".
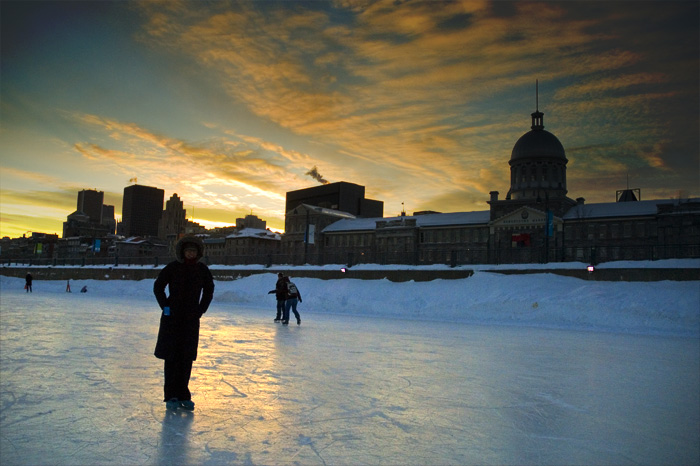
[
  {"xmin": 120, "ymin": 236, "xmax": 147, "ymax": 244},
  {"xmin": 294, "ymin": 204, "xmax": 357, "ymax": 219},
  {"xmin": 323, "ymin": 217, "xmax": 378, "ymax": 233},
  {"xmin": 563, "ymin": 198, "xmax": 700, "ymax": 220},
  {"xmin": 322, "ymin": 197, "xmax": 700, "ymax": 233},
  {"xmin": 225, "ymin": 228, "xmax": 281, "ymax": 241},
  {"xmin": 202, "ymin": 237, "xmax": 226, "ymax": 245},
  {"xmin": 415, "ymin": 211, "xmax": 491, "ymax": 227},
  {"xmin": 118, "ymin": 236, "xmax": 165, "ymax": 245},
  {"xmin": 323, "ymin": 211, "xmax": 491, "ymax": 233}
]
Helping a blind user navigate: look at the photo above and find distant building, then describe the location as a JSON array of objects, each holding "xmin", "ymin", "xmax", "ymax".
[
  {"xmin": 0, "ymin": 232, "xmax": 58, "ymax": 262},
  {"xmin": 285, "ymin": 182, "xmax": 383, "ymax": 218},
  {"xmin": 77, "ymin": 189, "xmax": 104, "ymax": 224},
  {"xmin": 224, "ymin": 228, "xmax": 281, "ymax": 264},
  {"xmin": 70, "ymin": 189, "xmax": 115, "ymax": 235},
  {"xmin": 102, "ymin": 204, "xmax": 116, "ymax": 234},
  {"xmin": 121, "ymin": 184, "xmax": 164, "ymax": 238},
  {"xmin": 184, "ymin": 219, "xmax": 207, "ymax": 235},
  {"xmin": 282, "ymin": 204, "xmax": 356, "ymax": 264},
  {"xmin": 307, "ymin": 98, "xmax": 700, "ymax": 266},
  {"xmin": 236, "ymin": 214, "xmax": 267, "ymax": 231},
  {"xmin": 115, "ymin": 236, "xmax": 168, "ymax": 260},
  {"xmin": 158, "ymin": 193, "xmax": 187, "ymax": 241},
  {"xmin": 63, "ymin": 211, "xmax": 109, "ymax": 239}
]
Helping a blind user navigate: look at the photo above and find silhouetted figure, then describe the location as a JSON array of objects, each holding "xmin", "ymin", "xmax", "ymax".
[
  {"xmin": 25, "ymin": 273, "xmax": 33, "ymax": 293},
  {"xmin": 282, "ymin": 276, "xmax": 302, "ymax": 326},
  {"xmin": 268, "ymin": 273, "xmax": 286, "ymax": 322},
  {"xmin": 154, "ymin": 236, "xmax": 214, "ymax": 412}
]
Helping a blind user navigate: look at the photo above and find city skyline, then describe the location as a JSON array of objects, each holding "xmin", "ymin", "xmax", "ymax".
[{"xmin": 2, "ymin": 1, "xmax": 698, "ymax": 238}]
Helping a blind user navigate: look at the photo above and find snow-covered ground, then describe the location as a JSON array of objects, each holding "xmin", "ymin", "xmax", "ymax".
[
  {"xmin": 1, "ymin": 261, "xmax": 699, "ymax": 465},
  {"xmin": 5, "ymin": 258, "xmax": 699, "ymax": 337}
]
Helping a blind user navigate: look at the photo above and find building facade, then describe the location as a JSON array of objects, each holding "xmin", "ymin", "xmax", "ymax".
[
  {"xmin": 77, "ymin": 189, "xmax": 104, "ymax": 225},
  {"xmin": 158, "ymin": 193, "xmax": 187, "ymax": 241},
  {"xmin": 307, "ymin": 105, "xmax": 699, "ymax": 266}
]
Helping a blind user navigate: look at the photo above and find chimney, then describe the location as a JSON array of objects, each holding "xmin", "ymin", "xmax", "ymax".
[
  {"xmin": 576, "ymin": 197, "xmax": 585, "ymax": 205},
  {"xmin": 489, "ymin": 191, "xmax": 499, "ymax": 202}
]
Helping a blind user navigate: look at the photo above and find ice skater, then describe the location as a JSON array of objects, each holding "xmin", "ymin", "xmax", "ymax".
[
  {"xmin": 25, "ymin": 273, "xmax": 32, "ymax": 293},
  {"xmin": 282, "ymin": 276, "xmax": 302, "ymax": 326},
  {"xmin": 153, "ymin": 236, "xmax": 214, "ymax": 411},
  {"xmin": 268, "ymin": 273, "xmax": 286, "ymax": 322}
]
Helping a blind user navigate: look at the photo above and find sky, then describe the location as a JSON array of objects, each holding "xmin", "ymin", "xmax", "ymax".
[{"xmin": 1, "ymin": 0, "xmax": 698, "ymax": 238}]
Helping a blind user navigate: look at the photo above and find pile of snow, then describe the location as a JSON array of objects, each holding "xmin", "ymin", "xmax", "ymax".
[{"xmin": 3, "ymin": 259, "xmax": 698, "ymax": 337}]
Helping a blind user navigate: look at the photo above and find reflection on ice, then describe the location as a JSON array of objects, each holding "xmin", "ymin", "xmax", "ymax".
[
  {"xmin": 0, "ymin": 283, "xmax": 698, "ymax": 465},
  {"xmin": 158, "ymin": 410, "xmax": 194, "ymax": 466}
]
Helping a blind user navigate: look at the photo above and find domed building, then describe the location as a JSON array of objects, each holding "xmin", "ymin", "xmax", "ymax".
[
  {"xmin": 508, "ymin": 108, "xmax": 568, "ymax": 201},
  {"xmin": 292, "ymin": 86, "xmax": 700, "ymax": 266},
  {"xmin": 484, "ymin": 98, "xmax": 577, "ymax": 262},
  {"xmin": 489, "ymin": 100, "xmax": 576, "ymax": 221}
]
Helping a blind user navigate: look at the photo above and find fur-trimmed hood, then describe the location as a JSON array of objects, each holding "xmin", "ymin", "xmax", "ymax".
[{"xmin": 175, "ymin": 235, "xmax": 204, "ymax": 263}]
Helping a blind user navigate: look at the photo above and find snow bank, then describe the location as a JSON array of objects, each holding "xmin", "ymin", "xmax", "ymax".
[{"xmin": 3, "ymin": 268, "xmax": 698, "ymax": 337}]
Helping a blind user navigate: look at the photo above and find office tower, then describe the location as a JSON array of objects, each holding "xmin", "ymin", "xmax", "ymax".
[
  {"xmin": 77, "ymin": 189, "xmax": 104, "ymax": 224},
  {"xmin": 122, "ymin": 184, "xmax": 164, "ymax": 237},
  {"xmin": 158, "ymin": 193, "xmax": 186, "ymax": 239},
  {"xmin": 102, "ymin": 204, "xmax": 116, "ymax": 234}
]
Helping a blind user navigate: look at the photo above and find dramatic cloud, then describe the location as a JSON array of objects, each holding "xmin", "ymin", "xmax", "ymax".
[{"xmin": 1, "ymin": 1, "xmax": 697, "ymax": 237}]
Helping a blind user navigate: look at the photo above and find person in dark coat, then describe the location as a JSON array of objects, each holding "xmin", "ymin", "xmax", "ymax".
[
  {"xmin": 154, "ymin": 235, "xmax": 214, "ymax": 411},
  {"xmin": 268, "ymin": 273, "xmax": 286, "ymax": 322},
  {"xmin": 25, "ymin": 273, "xmax": 33, "ymax": 293},
  {"xmin": 282, "ymin": 276, "xmax": 302, "ymax": 326}
]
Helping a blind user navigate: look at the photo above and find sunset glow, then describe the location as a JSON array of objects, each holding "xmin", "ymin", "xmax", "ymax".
[{"xmin": 1, "ymin": 1, "xmax": 698, "ymax": 238}]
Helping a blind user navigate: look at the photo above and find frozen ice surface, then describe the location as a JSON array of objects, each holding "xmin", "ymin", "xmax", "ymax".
[{"xmin": 1, "ymin": 274, "xmax": 699, "ymax": 465}]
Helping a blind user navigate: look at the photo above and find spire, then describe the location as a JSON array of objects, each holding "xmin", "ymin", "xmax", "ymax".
[{"xmin": 531, "ymin": 79, "xmax": 544, "ymax": 130}]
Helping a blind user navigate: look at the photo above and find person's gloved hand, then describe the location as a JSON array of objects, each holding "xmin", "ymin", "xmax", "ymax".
[{"xmin": 163, "ymin": 306, "xmax": 170, "ymax": 316}]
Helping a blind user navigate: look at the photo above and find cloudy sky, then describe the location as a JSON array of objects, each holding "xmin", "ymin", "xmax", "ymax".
[{"xmin": 1, "ymin": 0, "xmax": 698, "ymax": 238}]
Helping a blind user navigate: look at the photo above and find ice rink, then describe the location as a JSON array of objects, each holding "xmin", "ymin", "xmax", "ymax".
[{"xmin": 1, "ymin": 278, "xmax": 699, "ymax": 465}]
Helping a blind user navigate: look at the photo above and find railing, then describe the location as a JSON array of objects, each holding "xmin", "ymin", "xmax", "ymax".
[{"xmin": 3, "ymin": 243, "xmax": 699, "ymax": 268}]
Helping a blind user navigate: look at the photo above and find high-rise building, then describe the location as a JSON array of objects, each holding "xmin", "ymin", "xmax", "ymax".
[
  {"xmin": 122, "ymin": 184, "xmax": 164, "ymax": 237},
  {"xmin": 77, "ymin": 189, "xmax": 104, "ymax": 224},
  {"xmin": 158, "ymin": 193, "xmax": 186, "ymax": 240},
  {"xmin": 102, "ymin": 204, "xmax": 116, "ymax": 234}
]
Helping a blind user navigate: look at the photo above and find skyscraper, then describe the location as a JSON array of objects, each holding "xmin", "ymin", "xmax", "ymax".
[
  {"xmin": 77, "ymin": 189, "xmax": 104, "ymax": 224},
  {"xmin": 102, "ymin": 204, "xmax": 116, "ymax": 234},
  {"xmin": 122, "ymin": 184, "xmax": 164, "ymax": 237},
  {"xmin": 158, "ymin": 193, "xmax": 186, "ymax": 240}
]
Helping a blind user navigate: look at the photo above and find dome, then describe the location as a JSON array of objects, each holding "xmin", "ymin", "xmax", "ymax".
[{"xmin": 510, "ymin": 129, "xmax": 567, "ymax": 162}]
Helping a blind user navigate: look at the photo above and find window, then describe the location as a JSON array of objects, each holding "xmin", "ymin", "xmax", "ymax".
[
  {"xmin": 611, "ymin": 224, "xmax": 620, "ymax": 238},
  {"xmin": 636, "ymin": 222, "xmax": 645, "ymax": 237},
  {"xmin": 623, "ymin": 223, "xmax": 632, "ymax": 238}
]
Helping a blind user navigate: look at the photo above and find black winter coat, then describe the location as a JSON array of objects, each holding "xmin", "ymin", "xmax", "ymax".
[{"xmin": 154, "ymin": 261, "xmax": 214, "ymax": 361}]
